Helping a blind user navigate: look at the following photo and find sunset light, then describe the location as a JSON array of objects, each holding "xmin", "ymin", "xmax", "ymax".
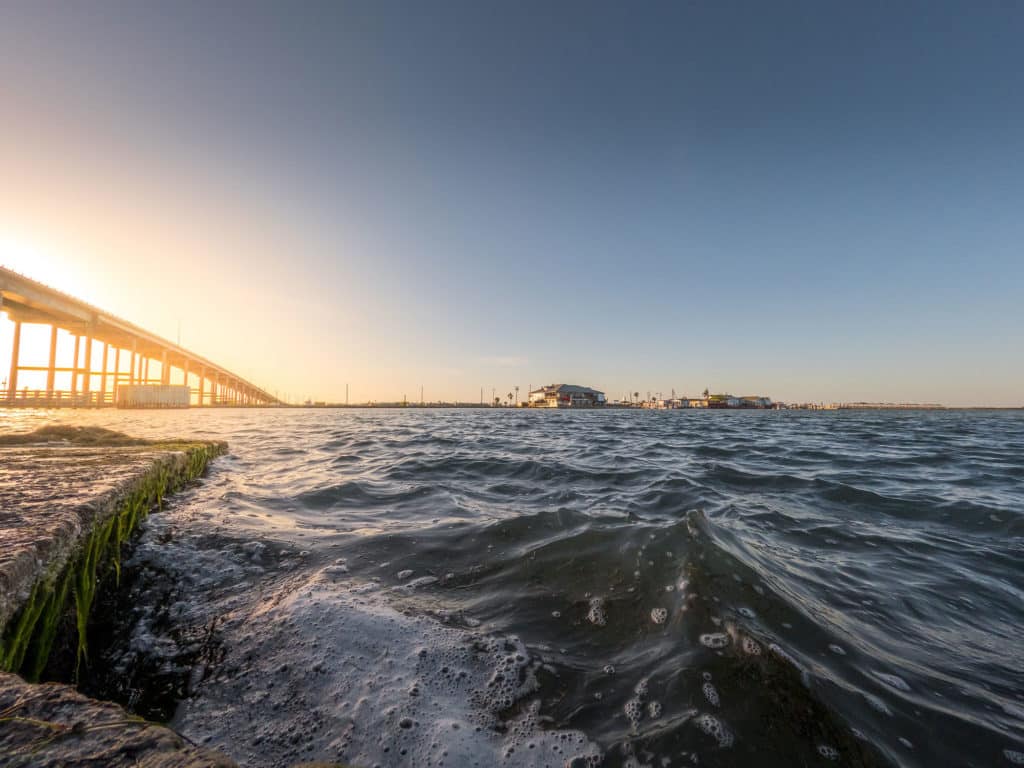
[{"xmin": 1, "ymin": 4, "xmax": 1022, "ymax": 767}]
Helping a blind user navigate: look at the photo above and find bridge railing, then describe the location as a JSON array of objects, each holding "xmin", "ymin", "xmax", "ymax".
[{"xmin": 1, "ymin": 389, "xmax": 262, "ymax": 408}]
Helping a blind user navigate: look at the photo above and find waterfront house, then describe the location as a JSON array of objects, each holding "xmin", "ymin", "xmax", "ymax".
[
  {"xmin": 708, "ymin": 394, "xmax": 741, "ymax": 408},
  {"xmin": 740, "ymin": 396, "xmax": 773, "ymax": 409},
  {"xmin": 529, "ymin": 384, "xmax": 606, "ymax": 408}
]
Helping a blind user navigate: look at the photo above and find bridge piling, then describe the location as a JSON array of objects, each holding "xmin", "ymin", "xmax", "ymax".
[
  {"xmin": 6, "ymin": 320, "xmax": 21, "ymax": 401},
  {"xmin": 46, "ymin": 324, "xmax": 57, "ymax": 397}
]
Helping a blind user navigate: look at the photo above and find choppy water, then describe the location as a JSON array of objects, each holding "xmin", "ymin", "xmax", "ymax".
[{"xmin": 4, "ymin": 408, "xmax": 1024, "ymax": 767}]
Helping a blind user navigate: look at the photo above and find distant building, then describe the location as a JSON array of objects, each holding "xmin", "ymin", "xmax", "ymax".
[
  {"xmin": 529, "ymin": 384, "xmax": 606, "ymax": 408},
  {"xmin": 708, "ymin": 394, "xmax": 741, "ymax": 409},
  {"xmin": 740, "ymin": 396, "xmax": 772, "ymax": 409},
  {"xmin": 684, "ymin": 397, "xmax": 708, "ymax": 408}
]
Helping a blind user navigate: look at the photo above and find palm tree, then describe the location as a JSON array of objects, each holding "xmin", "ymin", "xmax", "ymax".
[
  {"xmin": 703, "ymin": 388, "xmax": 709, "ymax": 398},
  {"xmin": 633, "ymin": 391, "xmax": 639, "ymax": 406},
  {"xmin": 507, "ymin": 391, "xmax": 513, "ymax": 406}
]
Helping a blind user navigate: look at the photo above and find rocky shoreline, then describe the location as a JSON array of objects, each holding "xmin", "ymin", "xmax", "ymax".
[{"xmin": 0, "ymin": 426, "xmax": 237, "ymax": 767}]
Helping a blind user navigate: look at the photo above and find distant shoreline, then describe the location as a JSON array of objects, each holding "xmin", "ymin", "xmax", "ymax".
[{"xmin": 275, "ymin": 404, "xmax": 1023, "ymax": 411}]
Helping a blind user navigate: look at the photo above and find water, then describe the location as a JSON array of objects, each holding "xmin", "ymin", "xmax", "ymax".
[{"xmin": 3, "ymin": 408, "xmax": 1023, "ymax": 767}]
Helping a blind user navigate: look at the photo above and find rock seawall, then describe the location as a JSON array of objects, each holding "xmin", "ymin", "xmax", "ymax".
[{"xmin": 0, "ymin": 427, "xmax": 237, "ymax": 766}]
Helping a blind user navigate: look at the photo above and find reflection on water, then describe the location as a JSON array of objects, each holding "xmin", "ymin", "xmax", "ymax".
[{"xmin": 4, "ymin": 407, "xmax": 1023, "ymax": 767}]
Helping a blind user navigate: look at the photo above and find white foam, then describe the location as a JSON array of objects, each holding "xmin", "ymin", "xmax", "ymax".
[
  {"xmin": 172, "ymin": 569, "xmax": 601, "ymax": 767},
  {"xmin": 587, "ymin": 597, "xmax": 607, "ymax": 627},
  {"xmin": 650, "ymin": 608, "xmax": 668, "ymax": 625},
  {"xmin": 625, "ymin": 697, "xmax": 644, "ymax": 732},
  {"xmin": 699, "ymin": 633, "xmax": 729, "ymax": 649},
  {"xmin": 695, "ymin": 713, "xmax": 734, "ymax": 748},
  {"xmin": 817, "ymin": 744, "xmax": 839, "ymax": 760},
  {"xmin": 702, "ymin": 682, "xmax": 719, "ymax": 707},
  {"xmin": 741, "ymin": 636, "xmax": 762, "ymax": 656}
]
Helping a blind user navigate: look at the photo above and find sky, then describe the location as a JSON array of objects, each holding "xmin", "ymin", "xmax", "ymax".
[{"xmin": 1, "ymin": 1, "xmax": 1022, "ymax": 406}]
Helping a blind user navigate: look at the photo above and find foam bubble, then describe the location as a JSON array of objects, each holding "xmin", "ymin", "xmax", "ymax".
[
  {"xmin": 699, "ymin": 633, "xmax": 729, "ymax": 649},
  {"xmin": 587, "ymin": 597, "xmax": 607, "ymax": 627},
  {"xmin": 702, "ymin": 682, "xmax": 720, "ymax": 707},
  {"xmin": 603, "ymin": 664, "xmax": 616, "ymax": 675},
  {"xmin": 625, "ymin": 697, "xmax": 644, "ymax": 731},
  {"xmin": 396, "ymin": 569, "xmax": 414, "ymax": 580},
  {"xmin": 738, "ymin": 607, "xmax": 755, "ymax": 618},
  {"xmin": 818, "ymin": 744, "xmax": 839, "ymax": 760},
  {"xmin": 899, "ymin": 737, "xmax": 914, "ymax": 749},
  {"xmin": 695, "ymin": 713, "xmax": 734, "ymax": 748},
  {"xmin": 741, "ymin": 636, "xmax": 762, "ymax": 656},
  {"xmin": 650, "ymin": 608, "xmax": 669, "ymax": 625},
  {"xmin": 634, "ymin": 677, "xmax": 650, "ymax": 698},
  {"xmin": 828, "ymin": 644, "xmax": 846, "ymax": 655},
  {"xmin": 648, "ymin": 701, "xmax": 662, "ymax": 718}
]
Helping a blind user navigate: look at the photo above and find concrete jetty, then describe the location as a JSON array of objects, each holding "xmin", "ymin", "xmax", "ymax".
[{"xmin": 0, "ymin": 426, "xmax": 236, "ymax": 766}]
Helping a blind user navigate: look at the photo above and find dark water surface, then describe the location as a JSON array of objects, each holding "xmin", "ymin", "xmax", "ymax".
[{"xmin": 4, "ymin": 408, "xmax": 1023, "ymax": 767}]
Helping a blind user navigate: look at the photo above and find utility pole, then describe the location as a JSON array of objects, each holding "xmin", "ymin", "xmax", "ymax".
[{"xmin": 346, "ymin": 383, "xmax": 349, "ymax": 405}]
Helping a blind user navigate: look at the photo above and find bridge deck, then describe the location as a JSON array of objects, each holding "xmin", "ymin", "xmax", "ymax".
[{"xmin": 1, "ymin": 266, "xmax": 277, "ymax": 406}]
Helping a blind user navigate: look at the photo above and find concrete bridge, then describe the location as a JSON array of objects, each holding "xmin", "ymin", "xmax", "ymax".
[{"xmin": 0, "ymin": 266, "xmax": 278, "ymax": 407}]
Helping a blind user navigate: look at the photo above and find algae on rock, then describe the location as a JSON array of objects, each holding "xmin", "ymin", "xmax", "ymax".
[{"xmin": 0, "ymin": 441, "xmax": 226, "ymax": 682}]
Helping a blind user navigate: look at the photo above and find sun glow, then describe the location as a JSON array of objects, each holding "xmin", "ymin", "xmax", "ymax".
[
  {"xmin": 0, "ymin": 233, "xmax": 101, "ymax": 304},
  {"xmin": 0, "ymin": 232, "xmax": 111, "ymax": 393}
]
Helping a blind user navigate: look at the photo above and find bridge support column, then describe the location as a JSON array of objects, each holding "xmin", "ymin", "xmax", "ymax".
[
  {"xmin": 6, "ymin": 320, "xmax": 21, "ymax": 402},
  {"xmin": 83, "ymin": 335, "xmax": 93, "ymax": 397},
  {"xmin": 143, "ymin": 357, "xmax": 149, "ymax": 385},
  {"xmin": 71, "ymin": 335, "xmax": 80, "ymax": 395},
  {"xmin": 114, "ymin": 347, "xmax": 121, "ymax": 402},
  {"xmin": 100, "ymin": 343, "xmax": 109, "ymax": 404},
  {"xmin": 161, "ymin": 349, "xmax": 169, "ymax": 385},
  {"xmin": 198, "ymin": 367, "xmax": 205, "ymax": 406},
  {"xmin": 46, "ymin": 324, "xmax": 57, "ymax": 397}
]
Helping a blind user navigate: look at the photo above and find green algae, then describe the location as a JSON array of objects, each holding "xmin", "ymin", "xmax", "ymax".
[{"xmin": 0, "ymin": 442, "xmax": 225, "ymax": 682}]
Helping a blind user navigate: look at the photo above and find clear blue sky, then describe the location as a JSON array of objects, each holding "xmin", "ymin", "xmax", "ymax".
[{"xmin": 1, "ymin": 1, "xmax": 1022, "ymax": 405}]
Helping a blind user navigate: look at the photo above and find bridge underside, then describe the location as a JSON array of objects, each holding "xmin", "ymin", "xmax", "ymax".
[{"xmin": 1, "ymin": 266, "xmax": 278, "ymax": 407}]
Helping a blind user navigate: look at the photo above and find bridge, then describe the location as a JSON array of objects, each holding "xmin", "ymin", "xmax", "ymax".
[{"xmin": 0, "ymin": 266, "xmax": 278, "ymax": 407}]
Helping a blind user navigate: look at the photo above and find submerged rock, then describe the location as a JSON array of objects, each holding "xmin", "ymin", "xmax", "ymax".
[{"xmin": 0, "ymin": 670, "xmax": 236, "ymax": 767}]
